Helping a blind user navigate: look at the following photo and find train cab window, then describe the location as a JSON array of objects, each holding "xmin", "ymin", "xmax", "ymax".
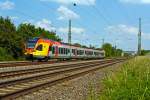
[{"xmin": 36, "ymin": 44, "xmax": 43, "ymax": 51}]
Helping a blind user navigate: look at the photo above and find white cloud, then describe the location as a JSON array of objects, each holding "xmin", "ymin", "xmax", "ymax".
[
  {"xmin": 23, "ymin": 19, "xmax": 35, "ymax": 24},
  {"xmin": 0, "ymin": 0, "xmax": 15, "ymax": 10},
  {"xmin": 120, "ymin": 0, "xmax": 150, "ymax": 4},
  {"xmin": 105, "ymin": 24, "xmax": 150, "ymax": 40},
  {"xmin": 106, "ymin": 24, "xmax": 138, "ymax": 35},
  {"xmin": 10, "ymin": 16, "xmax": 19, "ymax": 20},
  {"xmin": 35, "ymin": 19, "xmax": 56, "ymax": 31},
  {"xmin": 58, "ymin": 27, "xmax": 85, "ymax": 34},
  {"xmin": 57, "ymin": 6, "xmax": 79, "ymax": 20},
  {"xmin": 40, "ymin": 0, "xmax": 96, "ymax": 6}
]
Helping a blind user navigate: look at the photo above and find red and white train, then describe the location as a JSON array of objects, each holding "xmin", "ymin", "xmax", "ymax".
[{"xmin": 25, "ymin": 38, "xmax": 105, "ymax": 61}]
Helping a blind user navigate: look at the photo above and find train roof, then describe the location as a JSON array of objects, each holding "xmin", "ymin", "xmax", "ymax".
[{"xmin": 31, "ymin": 37, "xmax": 104, "ymax": 51}]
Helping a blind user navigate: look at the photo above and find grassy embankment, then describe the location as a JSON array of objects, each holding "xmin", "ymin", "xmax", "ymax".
[{"xmin": 88, "ymin": 57, "xmax": 150, "ymax": 100}]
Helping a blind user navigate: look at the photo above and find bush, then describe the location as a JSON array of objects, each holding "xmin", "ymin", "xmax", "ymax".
[
  {"xmin": 100, "ymin": 57, "xmax": 150, "ymax": 100},
  {"xmin": 0, "ymin": 47, "xmax": 14, "ymax": 61}
]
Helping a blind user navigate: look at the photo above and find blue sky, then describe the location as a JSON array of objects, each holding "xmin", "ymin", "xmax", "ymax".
[{"xmin": 0, "ymin": 0, "xmax": 150, "ymax": 51}]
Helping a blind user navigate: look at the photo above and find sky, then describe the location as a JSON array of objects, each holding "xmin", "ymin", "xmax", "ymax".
[{"xmin": 0, "ymin": 0, "xmax": 150, "ymax": 51}]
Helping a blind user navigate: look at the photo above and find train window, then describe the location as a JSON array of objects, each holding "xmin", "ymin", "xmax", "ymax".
[
  {"xmin": 61, "ymin": 48, "xmax": 63, "ymax": 54},
  {"xmin": 65, "ymin": 48, "xmax": 67, "ymax": 54},
  {"xmin": 64, "ymin": 48, "xmax": 66, "ymax": 54},
  {"xmin": 62, "ymin": 48, "xmax": 63, "ymax": 54},
  {"xmin": 63, "ymin": 48, "xmax": 65, "ymax": 54},
  {"xmin": 81, "ymin": 50, "xmax": 84, "ymax": 55},
  {"xmin": 58, "ymin": 48, "xmax": 61, "ymax": 54},
  {"xmin": 49, "ymin": 46, "xmax": 52, "ymax": 51},
  {"xmin": 72, "ymin": 49, "xmax": 75, "ymax": 55},
  {"xmin": 77, "ymin": 50, "xmax": 79, "ymax": 55},
  {"xmin": 52, "ymin": 47, "xmax": 55, "ymax": 54},
  {"xmin": 66, "ymin": 49, "xmax": 68, "ymax": 54},
  {"xmin": 36, "ymin": 44, "xmax": 43, "ymax": 51}
]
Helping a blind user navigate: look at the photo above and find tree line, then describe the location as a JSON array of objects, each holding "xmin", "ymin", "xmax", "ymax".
[{"xmin": 102, "ymin": 43, "xmax": 123, "ymax": 57}]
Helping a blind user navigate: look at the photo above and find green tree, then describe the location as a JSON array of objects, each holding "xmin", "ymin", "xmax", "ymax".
[
  {"xmin": 115, "ymin": 49, "xmax": 123, "ymax": 56},
  {"xmin": 141, "ymin": 50, "xmax": 150, "ymax": 56},
  {"xmin": 17, "ymin": 23, "xmax": 61, "ymax": 42},
  {"xmin": 0, "ymin": 17, "xmax": 22, "ymax": 59},
  {"xmin": 17, "ymin": 23, "xmax": 36, "ymax": 42},
  {"xmin": 102, "ymin": 43, "xmax": 113, "ymax": 57},
  {"xmin": 102, "ymin": 43, "xmax": 123, "ymax": 57}
]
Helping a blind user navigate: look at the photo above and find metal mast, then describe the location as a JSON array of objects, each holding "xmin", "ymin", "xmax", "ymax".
[
  {"xmin": 138, "ymin": 18, "xmax": 142, "ymax": 55},
  {"xmin": 68, "ymin": 19, "xmax": 72, "ymax": 58}
]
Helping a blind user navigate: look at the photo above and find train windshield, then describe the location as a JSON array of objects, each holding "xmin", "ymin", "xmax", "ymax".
[{"xmin": 27, "ymin": 38, "xmax": 39, "ymax": 48}]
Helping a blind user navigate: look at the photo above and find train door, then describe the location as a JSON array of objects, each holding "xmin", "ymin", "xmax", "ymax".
[
  {"xmin": 55, "ymin": 46, "xmax": 58, "ymax": 58},
  {"xmin": 48, "ymin": 45, "xmax": 52, "ymax": 58}
]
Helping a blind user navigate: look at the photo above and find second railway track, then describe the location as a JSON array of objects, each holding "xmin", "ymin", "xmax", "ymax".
[{"xmin": 0, "ymin": 58, "xmax": 127, "ymax": 100}]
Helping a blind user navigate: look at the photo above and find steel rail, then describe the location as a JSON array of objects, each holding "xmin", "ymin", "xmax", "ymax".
[
  {"xmin": 0, "ymin": 59, "xmax": 114, "ymax": 79},
  {"xmin": 0, "ymin": 60, "xmax": 114, "ymax": 86}
]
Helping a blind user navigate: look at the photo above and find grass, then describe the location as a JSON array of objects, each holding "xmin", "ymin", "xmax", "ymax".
[{"xmin": 88, "ymin": 57, "xmax": 150, "ymax": 100}]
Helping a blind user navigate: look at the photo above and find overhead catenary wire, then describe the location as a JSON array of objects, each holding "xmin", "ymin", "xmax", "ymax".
[
  {"xmin": 110, "ymin": 0, "xmax": 133, "ymax": 24},
  {"xmin": 86, "ymin": 0, "xmax": 136, "ymax": 43}
]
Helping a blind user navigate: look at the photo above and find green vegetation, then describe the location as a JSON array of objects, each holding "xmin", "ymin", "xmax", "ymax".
[
  {"xmin": 88, "ymin": 57, "xmax": 150, "ymax": 100},
  {"xmin": 141, "ymin": 50, "xmax": 150, "ymax": 56},
  {"xmin": 102, "ymin": 43, "xmax": 123, "ymax": 57},
  {"xmin": 0, "ymin": 16, "xmax": 61, "ymax": 61}
]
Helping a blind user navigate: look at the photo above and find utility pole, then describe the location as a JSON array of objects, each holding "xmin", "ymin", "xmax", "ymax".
[
  {"xmin": 138, "ymin": 18, "xmax": 142, "ymax": 55},
  {"xmin": 102, "ymin": 38, "xmax": 104, "ymax": 46},
  {"xmin": 101, "ymin": 38, "xmax": 104, "ymax": 48},
  {"xmin": 68, "ymin": 19, "xmax": 72, "ymax": 58}
]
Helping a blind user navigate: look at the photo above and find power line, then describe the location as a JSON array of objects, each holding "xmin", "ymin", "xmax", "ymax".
[
  {"xmin": 86, "ymin": 0, "xmax": 134, "ymax": 41},
  {"xmin": 110, "ymin": 0, "xmax": 133, "ymax": 24}
]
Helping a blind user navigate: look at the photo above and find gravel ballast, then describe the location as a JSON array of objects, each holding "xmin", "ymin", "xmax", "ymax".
[{"xmin": 16, "ymin": 63, "xmax": 123, "ymax": 100}]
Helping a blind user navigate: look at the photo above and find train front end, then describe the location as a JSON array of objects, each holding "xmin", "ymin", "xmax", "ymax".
[
  {"xmin": 25, "ymin": 38, "xmax": 53, "ymax": 61},
  {"xmin": 24, "ymin": 38, "xmax": 39, "ymax": 60}
]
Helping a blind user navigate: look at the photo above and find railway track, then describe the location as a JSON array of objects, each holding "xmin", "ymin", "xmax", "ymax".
[
  {"xmin": 0, "ymin": 59, "xmax": 116, "ymax": 79},
  {"xmin": 0, "ymin": 59, "xmax": 82, "ymax": 68},
  {"xmin": 0, "ymin": 58, "xmax": 126, "ymax": 100}
]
